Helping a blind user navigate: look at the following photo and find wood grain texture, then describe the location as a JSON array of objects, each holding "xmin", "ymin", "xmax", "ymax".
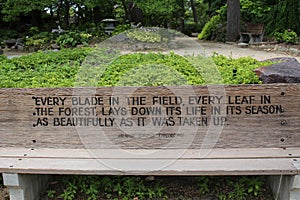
[
  {"xmin": 0, "ymin": 84, "xmax": 299, "ymax": 149},
  {"xmin": 0, "ymin": 157, "xmax": 298, "ymax": 175},
  {"xmin": 0, "ymin": 147, "xmax": 299, "ymax": 159},
  {"xmin": 0, "ymin": 147, "xmax": 299, "ymax": 175}
]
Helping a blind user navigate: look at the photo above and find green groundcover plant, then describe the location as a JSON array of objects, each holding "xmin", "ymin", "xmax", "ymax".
[
  {"xmin": 0, "ymin": 48, "xmax": 270, "ymax": 88},
  {"xmin": 42, "ymin": 175, "xmax": 272, "ymax": 200}
]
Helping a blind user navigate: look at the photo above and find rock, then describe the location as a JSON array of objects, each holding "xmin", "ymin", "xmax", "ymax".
[
  {"xmin": 4, "ymin": 39, "xmax": 17, "ymax": 48},
  {"xmin": 168, "ymin": 41, "xmax": 178, "ymax": 49},
  {"xmin": 16, "ymin": 45, "xmax": 24, "ymax": 52},
  {"xmin": 7, "ymin": 55, "xmax": 23, "ymax": 59},
  {"xmin": 0, "ymin": 48, "xmax": 3, "ymax": 55},
  {"xmin": 290, "ymin": 47, "xmax": 300, "ymax": 55},
  {"xmin": 52, "ymin": 25, "xmax": 64, "ymax": 34},
  {"xmin": 51, "ymin": 43, "xmax": 60, "ymax": 50},
  {"xmin": 238, "ymin": 42, "xmax": 249, "ymax": 48},
  {"xmin": 145, "ymin": 176, "xmax": 155, "ymax": 181},
  {"xmin": 255, "ymin": 57, "xmax": 300, "ymax": 83}
]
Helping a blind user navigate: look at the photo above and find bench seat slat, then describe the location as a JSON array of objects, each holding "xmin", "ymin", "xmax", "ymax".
[
  {"xmin": 0, "ymin": 157, "xmax": 298, "ymax": 176},
  {"xmin": 0, "ymin": 148, "xmax": 299, "ymax": 159}
]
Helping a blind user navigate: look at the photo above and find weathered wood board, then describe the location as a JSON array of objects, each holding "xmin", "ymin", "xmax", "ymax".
[
  {"xmin": 1, "ymin": 147, "xmax": 300, "ymax": 175},
  {"xmin": 0, "ymin": 84, "xmax": 299, "ymax": 149}
]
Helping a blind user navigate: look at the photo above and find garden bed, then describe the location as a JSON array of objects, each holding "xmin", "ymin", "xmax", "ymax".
[{"xmin": 39, "ymin": 175, "xmax": 274, "ymax": 200}]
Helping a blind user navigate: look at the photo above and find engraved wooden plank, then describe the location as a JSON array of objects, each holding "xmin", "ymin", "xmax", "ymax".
[
  {"xmin": 0, "ymin": 84, "xmax": 299, "ymax": 149},
  {"xmin": 0, "ymin": 157, "xmax": 298, "ymax": 175}
]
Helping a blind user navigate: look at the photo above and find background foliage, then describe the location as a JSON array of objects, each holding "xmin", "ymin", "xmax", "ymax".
[{"xmin": 0, "ymin": 0, "xmax": 299, "ymax": 45}]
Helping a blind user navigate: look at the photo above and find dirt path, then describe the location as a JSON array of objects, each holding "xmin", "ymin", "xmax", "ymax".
[
  {"xmin": 3, "ymin": 37, "xmax": 300, "ymax": 62},
  {"xmin": 198, "ymin": 40, "xmax": 300, "ymax": 62},
  {"xmin": 171, "ymin": 37, "xmax": 300, "ymax": 62}
]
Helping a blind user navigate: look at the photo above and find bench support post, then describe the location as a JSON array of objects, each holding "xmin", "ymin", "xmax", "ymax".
[
  {"xmin": 268, "ymin": 175, "xmax": 300, "ymax": 200},
  {"xmin": 2, "ymin": 173, "xmax": 50, "ymax": 200}
]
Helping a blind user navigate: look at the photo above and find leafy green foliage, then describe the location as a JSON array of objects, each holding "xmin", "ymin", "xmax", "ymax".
[
  {"xmin": 0, "ymin": 25, "xmax": 106, "ymax": 52},
  {"xmin": 274, "ymin": 29, "xmax": 298, "ymax": 44},
  {"xmin": 72, "ymin": 22, "xmax": 106, "ymax": 40},
  {"xmin": 47, "ymin": 190, "xmax": 56, "ymax": 198},
  {"xmin": 240, "ymin": 0, "xmax": 271, "ymax": 23},
  {"xmin": 134, "ymin": 0, "xmax": 180, "ymax": 27},
  {"xmin": 198, "ymin": 15, "xmax": 225, "ymax": 41},
  {"xmin": 198, "ymin": 176, "xmax": 268, "ymax": 200},
  {"xmin": 198, "ymin": 15, "xmax": 219, "ymax": 40},
  {"xmin": 212, "ymin": 54, "xmax": 272, "ymax": 84},
  {"xmin": 97, "ymin": 52, "xmax": 205, "ymax": 86},
  {"xmin": 56, "ymin": 31, "xmax": 92, "ymax": 48},
  {"xmin": 241, "ymin": 176, "xmax": 264, "ymax": 197},
  {"xmin": 263, "ymin": 1, "xmax": 300, "ymax": 36},
  {"xmin": 45, "ymin": 175, "xmax": 271, "ymax": 199},
  {"xmin": 1, "ymin": 0, "xmax": 50, "ymax": 22},
  {"xmin": 197, "ymin": 176, "xmax": 210, "ymax": 195},
  {"xmin": 112, "ymin": 24, "xmax": 132, "ymax": 35},
  {"xmin": 25, "ymin": 32, "xmax": 56, "ymax": 51},
  {"xmin": 47, "ymin": 176, "xmax": 166, "ymax": 200},
  {"xmin": 125, "ymin": 28, "xmax": 167, "ymax": 43},
  {"xmin": 0, "ymin": 48, "xmax": 91, "ymax": 88},
  {"xmin": 0, "ymin": 48, "xmax": 271, "ymax": 88}
]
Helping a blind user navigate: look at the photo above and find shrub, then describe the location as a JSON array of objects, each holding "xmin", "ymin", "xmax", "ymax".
[
  {"xmin": 0, "ymin": 48, "xmax": 91, "ymax": 88},
  {"xmin": 25, "ymin": 32, "xmax": 56, "ymax": 51},
  {"xmin": 212, "ymin": 54, "xmax": 272, "ymax": 84},
  {"xmin": 125, "ymin": 28, "xmax": 169, "ymax": 43},
  {"xmin": 112, "ymin": 24, "xmax": 132, "ymax": 35},
  {"xmin": 198, "ymin": 15, "xmax": 225, "ymax": 41},
  {"xmin": 274, "ymin": 29, "xmax": 298, "ymax": 44},
  {"xmin": 56, "ymin": 31, "xmax": 92, "ymax": 48}
]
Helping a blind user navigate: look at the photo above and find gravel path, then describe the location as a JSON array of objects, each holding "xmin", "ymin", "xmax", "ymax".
[
  {"xmin": 198, "ymin": 40, "xmax": 300, "ymax": 62},
  {"xmin": 170, "ymin": 37, "xmax": 300, "ymax": 62},
  {"xmin": 3, "ymin": 37, "xmax": 300, "ymax": 62}
]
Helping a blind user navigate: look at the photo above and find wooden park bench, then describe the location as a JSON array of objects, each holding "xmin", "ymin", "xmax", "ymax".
[
  {"xmin": 239, "ymin": 23, "xmax": 264, "ymax": 44},
  {"xmin": 1, "ymin": 84, "xmax": 300, "ymax": 200}
]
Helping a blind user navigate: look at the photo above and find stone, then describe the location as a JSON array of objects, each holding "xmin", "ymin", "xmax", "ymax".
[
  {"xmin": 16, "ymin": 45, "xmax": 24, "ymax": 52},
  {"xmin": 145, "ymin": 176, "xmax": 155, "ymax": 181},
  {"xmin": 0, "ymin": 47, "xmax": 3, "ymax": 55},
  {"xmin": 238, "ymin": 42, "xmax": 249, "ymax": 48},
  {"xmin": 51, "ymin": 43, "xmax": 60, "ymax": 50},
  {"xmin": 4, "ymin": 39, "xmax": 17, "ymax": 48},
  {"xmin": 255, "ymin": 57, "xmax": 300, "ymax": 83}
]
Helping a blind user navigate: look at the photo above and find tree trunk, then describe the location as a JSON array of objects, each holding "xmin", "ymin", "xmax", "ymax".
[
  {"xmin": 62, "ymin": 0, "xmax": 70, "ymax": 28},
  {"xmin": 93, "ymin": 6, "xmax": 102, "ymax": 23},
  {"xmin": 50, "ymin": 7, "xmax": 55, "ymax": 28},
  {"xmin": 178, "ymin": 0, "xmax": 185, "ymax": 32},
  {"xmin": 121, "ymin": 0, "xmax": 129, "ymax": 22},
  {"xmin": 30, "ymin": 10, "xmax": 44, "ymax": 30},
  {"xmin": 226, "ymin": 0, "xmax": 240, "ymax": 42},
  {"xmin": 190, "ymin": 0, "xmax": 198, "ymax": 23}
]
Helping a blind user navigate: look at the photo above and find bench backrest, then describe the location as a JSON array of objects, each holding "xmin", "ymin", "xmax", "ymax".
[
  {"xmin": 243, "ymin": 23, "xmax": 264, "ymax": 35},
  {"xmin": 0, "ymin": 84, "xmax": 299, "ymax": 150}
]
